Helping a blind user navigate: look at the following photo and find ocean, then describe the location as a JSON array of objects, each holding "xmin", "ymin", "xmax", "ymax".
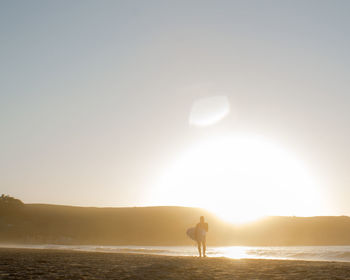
[{"xmin": 2, "ymin": 244, "xmax": 350, "ymax": 262}]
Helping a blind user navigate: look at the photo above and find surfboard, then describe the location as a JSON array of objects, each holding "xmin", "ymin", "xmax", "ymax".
[
  {"xmin": 187, "ymin": 227, "xmax": 207, "ymax": 242},
  {"xmin": 186, "ymin": 227, "xmax": 197, "ymax": 241}
]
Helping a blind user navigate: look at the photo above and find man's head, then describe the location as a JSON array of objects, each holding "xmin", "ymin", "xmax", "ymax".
[{"xmin": 200, "ymin": 216, "xmax": 205, "ymax": 223}]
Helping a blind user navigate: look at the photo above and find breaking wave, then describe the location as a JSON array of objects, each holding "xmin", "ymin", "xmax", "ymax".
[{"xmin": 2, "ymin": 244, "xmax": 350, "ymax": 262}]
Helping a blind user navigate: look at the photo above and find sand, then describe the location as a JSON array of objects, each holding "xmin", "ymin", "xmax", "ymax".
[{"xmin": 1, "ymin": 248, "xmax": 350, "ymax": 279}]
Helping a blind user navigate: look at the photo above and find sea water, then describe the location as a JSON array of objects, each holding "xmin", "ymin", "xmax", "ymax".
[{"xmin": 2, "ymin": 244, "xmax": 350, "ymax": 262}]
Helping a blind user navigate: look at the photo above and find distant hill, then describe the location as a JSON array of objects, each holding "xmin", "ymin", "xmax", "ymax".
[
  {"xmin": 1, "ymin": 197, "xmax": 350, "ymax": 246},
  {"xmin": 235, "ymin": 216, "xmax": 350, "ymax": 246},
  {"xmin": 0, "ymin": 199, "xmax": 231, "ymax": 245}
]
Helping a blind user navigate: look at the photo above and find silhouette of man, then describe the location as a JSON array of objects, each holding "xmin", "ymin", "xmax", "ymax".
[{"xmin": 195, "ymin": 216, "xmax": 208, "ymax": 257}]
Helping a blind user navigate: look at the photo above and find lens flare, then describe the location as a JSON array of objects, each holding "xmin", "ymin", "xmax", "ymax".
[{"xmin": 189, "ymin": 96, "xmax": 230, "ymax": 126}]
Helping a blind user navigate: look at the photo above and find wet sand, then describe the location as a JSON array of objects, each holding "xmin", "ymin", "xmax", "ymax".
[{"xmin": 1, "ymin": 248, "xmax": 350, "ymax": 279}]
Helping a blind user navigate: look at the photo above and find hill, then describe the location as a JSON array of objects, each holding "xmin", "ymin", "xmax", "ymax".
[
  {"xmin": 1, "ymin": 196, "xmax": 350, "ymax": 246},
  {"xmin": 0, "ymin": 199, "xmax": 231, "ymax": 245}
]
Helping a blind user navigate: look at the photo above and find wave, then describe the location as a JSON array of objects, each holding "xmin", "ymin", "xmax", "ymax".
[
  {"xmin": 2, "ymin": 244, "xmax": 350, "ymax": 262},
  {"xmin": 245, "ymin": 246, "xmax": 350, "ymax": 262}
]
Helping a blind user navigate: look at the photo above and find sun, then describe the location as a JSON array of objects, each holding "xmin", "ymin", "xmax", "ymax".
[{"xmin": 150, "ymin": 134, "xmax": 325, "ymax": 224}]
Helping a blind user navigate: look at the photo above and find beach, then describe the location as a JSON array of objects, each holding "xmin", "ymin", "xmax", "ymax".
[{"xmin": 1, "ymin": 248, "xmax": 350, "ymax": 279}]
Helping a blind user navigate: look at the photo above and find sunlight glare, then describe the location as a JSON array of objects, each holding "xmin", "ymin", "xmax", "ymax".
[{"xmin": 150, "ymin": 134, "xmax": 325, "ymax": 224}]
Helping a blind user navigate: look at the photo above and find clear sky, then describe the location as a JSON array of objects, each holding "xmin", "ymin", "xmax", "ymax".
[{"xmin": 1, "ymin": 1, "xmax": 350, "ymax": 219}]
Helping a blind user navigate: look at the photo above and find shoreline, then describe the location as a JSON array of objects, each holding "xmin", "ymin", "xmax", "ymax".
[
  {"xmin": 1, "ymin": 248, "xmax": 350, "ymax": 279},
  {"xmin": 1, "ymin": 244, "xmax": 350, "ymax": 264},
  {"xmin": 1, "ymin": 246, "xmax": 349, "ymax": 263}
]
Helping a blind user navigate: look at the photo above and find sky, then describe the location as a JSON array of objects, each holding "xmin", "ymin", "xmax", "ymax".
[{"xmin": 1, "ymin": 1, "xmax": 350, "ymax": 218}]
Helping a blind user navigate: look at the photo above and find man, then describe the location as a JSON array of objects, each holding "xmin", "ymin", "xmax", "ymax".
[{"xmin": 195, "ymin": 216, "xmax": 208, "ymax": 257}]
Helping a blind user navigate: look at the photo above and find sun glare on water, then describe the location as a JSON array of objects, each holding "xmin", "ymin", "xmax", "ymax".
[{"xmin": 151, "ymin": 134, "xmax": 325, "ymax": 224}]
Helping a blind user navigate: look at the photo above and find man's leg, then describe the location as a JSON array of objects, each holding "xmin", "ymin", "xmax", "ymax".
[
  {"xmin": 202, "ymin": 241, "xmax": 206, "ymax": 257},
  {"xmin": 197, "ymin": 242, "xmax": 202, "ymax": 257}
]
